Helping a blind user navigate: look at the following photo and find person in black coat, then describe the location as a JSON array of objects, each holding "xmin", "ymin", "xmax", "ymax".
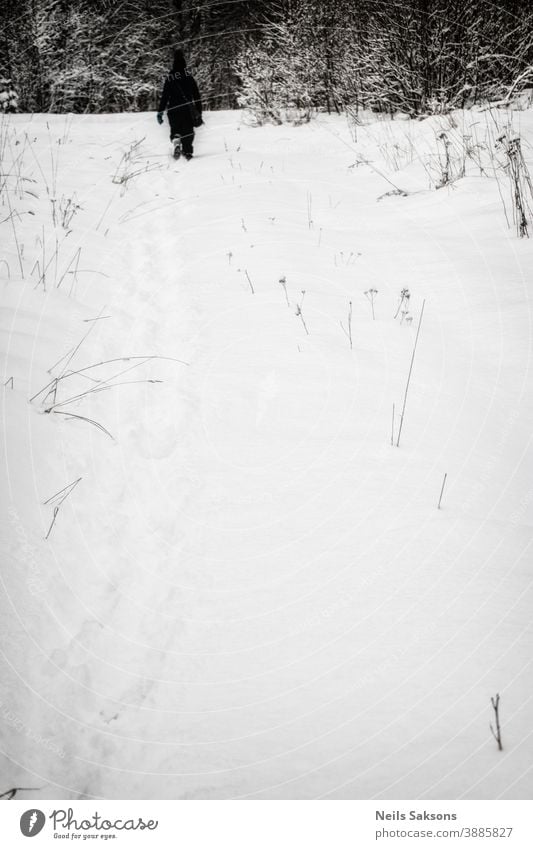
[{"xmin": 157, "ymin": 50, "xmax": 203, "ymax": 160}]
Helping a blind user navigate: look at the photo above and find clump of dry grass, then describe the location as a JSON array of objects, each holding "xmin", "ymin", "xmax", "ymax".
[
  {"xmin": 112, "ymin": 138, "xmax": 162, "ymax": 194},
  {"xmin": 496, "ymin": 132, "xmax": 533, "ymax": 237}
]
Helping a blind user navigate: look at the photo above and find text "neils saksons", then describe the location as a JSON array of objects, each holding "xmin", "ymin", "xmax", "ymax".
[{"xmin": 376, "ymin": 811, "xmax": 457, "ymax": 821}]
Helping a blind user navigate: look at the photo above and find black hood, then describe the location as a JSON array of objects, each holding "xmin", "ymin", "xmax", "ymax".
[{"xmin": 172, "ymin": 49, "xmax": 187, "ymax": 73}]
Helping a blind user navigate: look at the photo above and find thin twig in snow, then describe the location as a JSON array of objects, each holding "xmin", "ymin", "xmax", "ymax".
[
  {"xmin": 340, "ymin": 301, "xmax": 353, "ymax": 349},
  {"xmin": 244, "ymin": 269, "xmax": 255, "ymax": 294},
  {"xmin": 437, "ymin": 473, "xmax": 448, "ymax": 509},
  {"xmin": 36, "ymin": 353, "xmax": 187, "ymax": 401},
  {"xmin": 57, "ymin": 246, "xmax": 82, "ymax": 290},
  {"xmin": 279, "ymin": 276, "xmax": 290, "ymax": 307},
  {"xmin": 396, "ymin": 299, "xmax": 426, "ymax": 448},
  {"xmin": 394, "ymin": 288, "xmax": 410, "ymax": 319},
  {"xmin": 44, "ymin": 477, "xmax": 82, "ymax": 540},
  {"xmin": 490, "ymin": 693, "xmax": 503, "ymax": 751},
  {"xmin": 6, "ymin": 189, "xmax": 24, "ymax": 278},
  {"xmin": 53, "ymin": 411, "xmax": 114, "ymax": 440},
  {"xmin": 364, "ymin": 288, "xmax": 378, "ymax": 320},
  {"xmin": 83, "ymin": 315, "xmax": 111, "ymax": 323},
  {"xmin": 296, "ymin": 297, "xmax": 309, "ymax": 336},
  {"xmin": 47, "ymin": 378, "xmax": 163, "ymax": 412},
  {"xmin": 0, "ymin": 787, "xmax": 40, "ymax": 800}
]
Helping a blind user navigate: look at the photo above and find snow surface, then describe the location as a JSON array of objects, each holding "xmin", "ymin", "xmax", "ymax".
[{"xmin": 1, "ymin": 108, "xmax": 532, "ymax": 800}]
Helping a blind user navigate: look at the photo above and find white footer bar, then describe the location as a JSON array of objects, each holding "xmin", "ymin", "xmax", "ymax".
[{"xmin": 3, "ymin": 800, "xmax": 531, "ymax": 847}]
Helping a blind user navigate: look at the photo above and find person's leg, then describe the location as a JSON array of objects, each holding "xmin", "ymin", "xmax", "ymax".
[
  {"xmin": 181, "ymin": 130, "xmax": 195, "ymax": 159},
  {"xmin": 168, "ymin": 119, "xmax": 182, "ymax": 158},
  {"xmin": 168, "ymin": 115, "xmax": 180, "ymax": 142}
]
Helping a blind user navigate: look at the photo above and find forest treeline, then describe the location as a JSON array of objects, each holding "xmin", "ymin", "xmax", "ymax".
[{"xmin": 1, "ymin": 0, "xmax": 532, "ymax": 118}]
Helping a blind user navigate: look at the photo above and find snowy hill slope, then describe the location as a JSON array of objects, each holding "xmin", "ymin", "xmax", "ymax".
[{"xmin": 1, "ymin": 108, "xmax": 532, "ymax": 800}]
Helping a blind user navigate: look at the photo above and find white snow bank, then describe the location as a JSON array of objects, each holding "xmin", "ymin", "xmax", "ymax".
[{"xmin": 1, "ymin": 107, "xmax": 532, "ymax": 799}]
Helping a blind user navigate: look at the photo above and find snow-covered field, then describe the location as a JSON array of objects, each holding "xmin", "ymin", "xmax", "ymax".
[{"xmin": 1, "ymin": 107, "xmax": 532, "ymax": 800}]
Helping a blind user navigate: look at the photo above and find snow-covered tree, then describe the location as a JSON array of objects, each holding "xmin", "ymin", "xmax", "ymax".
[
  {"xmin": 235, "ymin": 17, "xmax": 316, "ymax": 125},
  {"xmin": 0, "ymin": 76, "xmax": 17, "ymax": 111},
  {"xmin": 0, "ymin": 0, "xmax": 532, "ymax": 115}
]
